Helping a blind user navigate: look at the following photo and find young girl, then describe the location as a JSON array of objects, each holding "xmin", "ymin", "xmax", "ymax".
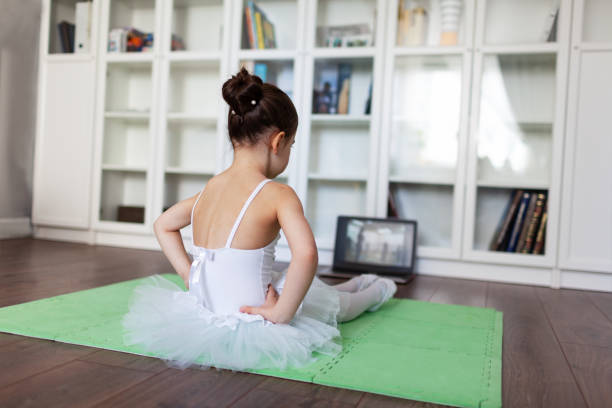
[{"xmin": 122, "ymin": 67, "xmax": 397, "ymax": 372}]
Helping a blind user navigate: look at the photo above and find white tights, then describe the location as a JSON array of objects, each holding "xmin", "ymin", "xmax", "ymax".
[{"xmin": 333, "ymin": 276, "xmax": 383, "ymax": 322}]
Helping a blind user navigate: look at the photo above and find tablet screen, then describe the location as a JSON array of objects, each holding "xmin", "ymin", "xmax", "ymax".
[{"xmin": 343, "ymin": 218, "xmax": 415, "ymax": 267}]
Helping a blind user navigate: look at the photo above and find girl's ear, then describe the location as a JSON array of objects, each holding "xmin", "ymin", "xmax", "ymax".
[{"xmin": 270, "ymin": 130, "xmax": 286, "ymax": 154}]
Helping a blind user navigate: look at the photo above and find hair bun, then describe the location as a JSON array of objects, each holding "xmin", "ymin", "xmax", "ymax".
[{"xmin": 222, "ymin": 67, "xmax": 263, "ymax": 116}]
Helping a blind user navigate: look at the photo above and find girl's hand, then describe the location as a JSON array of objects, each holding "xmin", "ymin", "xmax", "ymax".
[
  {"xmin": 239, "ymin": 284, "xmax": 282, "ymax": 322},
  {"xmin": 179, "ymin": 271, "xmax": 190, "ymax": 290}
]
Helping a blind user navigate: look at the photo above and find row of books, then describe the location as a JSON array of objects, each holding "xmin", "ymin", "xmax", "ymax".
[
  {"xmin": 312, "ymin": 63, "xmax": 372, "ymax": 115},
  {"xmin": 489, "ymin": 189, "xmax": 548, "ymax": 254},
  {"xmin": 242, "ymin": 1, "xmax": 277, "ymax": 49}
]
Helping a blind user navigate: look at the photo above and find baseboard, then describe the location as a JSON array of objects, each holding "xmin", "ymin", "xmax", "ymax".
[
  {"xmin": 30, "ymin": 225, "xmax": 612, "ymax": 293},
  {"xmin": 0, "ymin": 217, "xmax": 33, "ymax": 239}
]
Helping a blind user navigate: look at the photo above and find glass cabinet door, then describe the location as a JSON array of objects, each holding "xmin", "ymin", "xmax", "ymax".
[
  {"xmin": 387, "ymin": 55, "xmax": 464, "ymax": 251},
  {"xmin": 482, "ymin": 0, "xmax": 561, "ymax": 45},
  {"xmin": 467, "ymin": 0, "xmax": 568, "ymax": 261}
]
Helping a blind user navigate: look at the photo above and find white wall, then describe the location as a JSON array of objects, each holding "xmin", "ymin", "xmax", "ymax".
[{"xmin": 0, "ymin": 0, "xmax": 41, "ymax": 238}]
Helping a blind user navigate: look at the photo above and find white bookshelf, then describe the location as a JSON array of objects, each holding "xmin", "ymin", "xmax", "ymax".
[{"xmin": 32, "ymin": 0, "xmax": 612, "ymax": 290}]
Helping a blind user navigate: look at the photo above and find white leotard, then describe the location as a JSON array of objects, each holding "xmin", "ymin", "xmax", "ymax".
[
  {"xmin": 188, "ymin": 178, "xmax": 281, "ymax": 316},
  {"xmin": 122, "ymin": 177, "xmax": 342, "ymax": 371}
]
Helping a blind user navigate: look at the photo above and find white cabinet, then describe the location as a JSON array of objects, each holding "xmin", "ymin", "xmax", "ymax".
[
  {"xmin": 558, "ymin": 0, "xmax": 612, "ymax": 276},
  {"xmin": 32, "ymin": 0, "xmax": 100, "ymax": 229}
]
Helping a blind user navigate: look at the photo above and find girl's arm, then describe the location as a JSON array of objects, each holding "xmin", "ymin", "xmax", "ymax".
[
  {"xmin": 240, "ymin": 185, "xmax": 318, "ymax": 324},
  {"xmin": 153, "ymin": 193, "xmax": 198, "ymax": 288}
]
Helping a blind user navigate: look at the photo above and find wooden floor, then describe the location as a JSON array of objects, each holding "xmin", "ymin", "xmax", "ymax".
[{"xmin": 1, "ymin": 238, "xmax": 611, "ymax": 408}]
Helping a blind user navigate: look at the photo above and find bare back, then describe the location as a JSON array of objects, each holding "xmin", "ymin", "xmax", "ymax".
[{"xmin": 191, "ymin": 173, "xmax": 282, "ymax": 250}]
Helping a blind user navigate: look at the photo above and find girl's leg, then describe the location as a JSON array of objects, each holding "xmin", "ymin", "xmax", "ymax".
[
  {"xmin": 333, "ymin": 274, "xmax": 378, "ymax": 293},
  {"xmin": 336, "ymin": 279, "xmax": 395, "ymax": 322},
  {"xmin": 333, "ymin": 275, "xmax": 364, "ymax": 292}
]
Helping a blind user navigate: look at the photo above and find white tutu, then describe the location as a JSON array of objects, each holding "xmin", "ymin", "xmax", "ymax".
[{"xmin": 121, "ymin": 273, "xmax": 343, "ymax": 371}]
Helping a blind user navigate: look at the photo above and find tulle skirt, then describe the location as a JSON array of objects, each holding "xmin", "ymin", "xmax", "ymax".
[{"xmin": 121, "ymin": 273, "xmax": 342, "ymax": 371}]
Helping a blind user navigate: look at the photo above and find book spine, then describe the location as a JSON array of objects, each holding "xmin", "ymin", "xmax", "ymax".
[
  {"xmin": 506, "ymin": 192, "xmax": 531, "ymax": 252},
  {"xmin": 255, "ymin": 11, "xmax": 265, "ymax": 49},
  {"xmin": 244, "ymin": 6, "xmax": 255, "ymax": 49},
  {"xmin": 521, "ymin": 193, "xmax": 546, "ymax": 253},
  {"xmin": 388, "ymin": 187, "xmax": 399, "ymax": 218},
  {"xmin": 336, "ymin": 63, "xmax": 352, "ymax": 114},
  {"xmin": 516, "ymin": 192, "xmax": 537, "ymax": 252},
  {"xmin": 254, "ymin": 62, "xmax": 267, "ymax": 82},
  {"xmin": 492, "ymin": 189, "xmax": 523, "ymax": 251},
  {"xmin": 247, "ymin": 1, "xmax": 258, "ymax": 49},
  {"xmin": 532, "ymin": 203, "xmax": 548, "ymax": 254}
]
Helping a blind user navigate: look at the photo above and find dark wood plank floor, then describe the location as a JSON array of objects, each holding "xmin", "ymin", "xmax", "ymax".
[{"xmin": 1, "ymin": 238, "xmax": 611, "ymax": 408}]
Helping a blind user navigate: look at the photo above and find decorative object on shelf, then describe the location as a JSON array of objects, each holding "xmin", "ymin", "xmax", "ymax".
[
  {"xmin": 57, "ymin": 21, "xmax": 75, "ymax": 53},
  {"xmin": 541, "ymin": 2, "xmax": 560, "ymax": 42},
  {"xmin": 108, "ymin": 28, "xmax": 126, "ymax": 52},
  {"xmin": 396, "ymin": 0, "xmax": 428, "ymax": 46},
  {"xmin": 117, "ymin": 205, "xmax": 145, "ymax": 223},
  {"xmin": 313, "ymin": 63, "xmax": 339, "ymax": 114},
  {"xmin": 171, "ymin": 33, "xmax": 185, "ymax": 51},
  {"xmin": 108, "ymin": 27, "xmax": 154, "ymax": 52},
  {"xmin": 316, "ymin": 23, "xmax": 373, "ymax": 48},
  {"xmin": 243, "ymin": 1, "xmax": 276, "ymax": 49},
  {"xmin": 439, "ymin": 0, "xmax": 462, "ymax": 45}
]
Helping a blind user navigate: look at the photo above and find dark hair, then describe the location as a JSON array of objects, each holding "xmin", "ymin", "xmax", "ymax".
[{"xmin": 222, "ymin": 67, "xmax": 298, "ymax": 146}]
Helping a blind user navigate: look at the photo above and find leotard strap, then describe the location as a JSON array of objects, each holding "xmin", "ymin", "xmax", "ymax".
[
  {"xmin": 191, "ymin": 187, "xmax": 206, "ymax": 243},
  {"xmin": 225, "ymin": 179, "xmax": 271, "ymax": 248}
]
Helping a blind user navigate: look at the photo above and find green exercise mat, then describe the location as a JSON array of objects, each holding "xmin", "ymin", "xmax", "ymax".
[{"xmin": 0, "ymin": 273, "xmax": 502, "ymax": 408}]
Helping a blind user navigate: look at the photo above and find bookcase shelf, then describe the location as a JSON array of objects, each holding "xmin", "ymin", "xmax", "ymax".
[
  {"xmin": 100, "ymin": 169, "xmax": 148, "ymax": 224},
  {"xmin": 34, "ymin": 0, "xmax": 612, "ymax": 288},
  {"xmin": 167, "ymin": 60, "xmax": 220, "ymax": 116},
  {"xmin": 168, "ymin": 0, "xmax": 224, "ymax": 52},
  {"xmin": 105, "ymin": 62, "xmax": 153, "ymax": 112}
]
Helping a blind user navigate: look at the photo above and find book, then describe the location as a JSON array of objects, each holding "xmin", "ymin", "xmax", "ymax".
[
  {"xmin": 532, "ymin": 202, "xmax": 548, "ymax": 254},
  {"xmin": 388, "ymin": 187, "xmax": 399, "ymax": 218},
  {"xmin": 364, "ymin": 81, "xmax": 372, "ymax": 114},
  {"xmin": 506, "ymin": 192, "xmax": 531, "ymax": 252},
  {"xmin": 57, "ymin": 21, "xmax": 75, "ymax": 53},
  {"xmin": 244, "ymin": 2, "xmax": 257, "ymax": 49},
  {"xmin": 254, "ymin": 10, "xmax": 265, "ymax": 49},
  {"xmin": 254, "ymin": 63, "xmax": 267, "ymax": 82},
  {"xmin": 516, "ymin": 192, "xmax": 537, "ymax": 252},
  {"xmin": 490, "ymin": 189, "xmax": 523, "ymax": 251},
  {"xmin": 336, "ymin": 63, "xmax": 352, "ymax": 114},
  {"xmin": 542, "ymin": 3, "xmax": 560, "ymax": 42},
  {"xmin": 520, "ymin": 193, "xmax": 546, "ymax": 254},
  {"xmin": 262, "ymin": 18, "xmax": 276, "ymax": 48}
]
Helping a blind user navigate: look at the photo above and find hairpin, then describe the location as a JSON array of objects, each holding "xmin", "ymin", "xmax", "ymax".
[
  {"xmin": 251, "ymin": 99, "xmax": 256, "ymax": 105},
  {"xmin": 231, "ymin": 110, "xmax": 236, "ymax": 114}
]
